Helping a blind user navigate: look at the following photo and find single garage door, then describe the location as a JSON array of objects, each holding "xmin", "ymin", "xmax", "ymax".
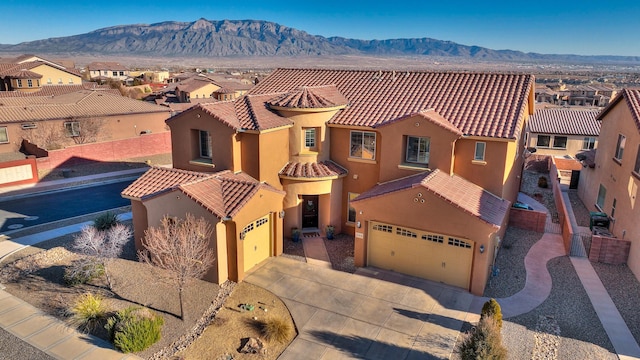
[
  {"xmin": 368, "ymin": 221, "xmax": 473, "ymax": 289},
  {"xmin": 241, "ymin": 215, "xmax": 271, "ymax": 272}
]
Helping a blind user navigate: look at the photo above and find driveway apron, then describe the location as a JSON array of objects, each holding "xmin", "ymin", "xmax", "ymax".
[{"xmin": 245, "ymin": 256, "xmax": 474, "ymax": 359}]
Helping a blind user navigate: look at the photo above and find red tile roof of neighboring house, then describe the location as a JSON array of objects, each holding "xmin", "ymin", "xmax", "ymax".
[
  {"xmin": 599, "ymin": 88, "xmax": 640, "ymax": 133},
  {"xmin": 279, "ymin": 160, "xmax": 348, "ymax": 179},
  {"xmin": 176, "ymin": 77, "xmax": 217, "ymax": 93},
  {"xmin": 121, "ymin": 167, "xmax": 211, "ymax": 200},
  {"xmin": 122, "ymin": 168, "xmax": 283, "ymax": 218},
  {"xmin": 553, "ymin": 157, "xmax": 583, "ymax": 171},
  {"xmin": 250, "ymin": 69, "xmax": 534, "ymax": 139},
  {"xmin": 9, "ymin": 69, "xmax": 43, "ymax": 79},
  {"xmin": 0, "ymin": 84, "xmax": 117, "ymax": 98},
  {"xmin": 528, "ymin": 109, "xmax": 600, "ymax": 136},
  {"xmin": 0, "ymin": 60, "xmax": 82, "ymax": 78},
  {"xmin": 267, "ymin": 85, "xmax": 349, "ymax": 109},
  {"xmin": 353, "ymin": 169, "xmax": 510, "ymax": 227}
]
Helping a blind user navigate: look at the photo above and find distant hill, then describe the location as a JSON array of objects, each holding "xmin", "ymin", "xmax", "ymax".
[{"xmin": 1, "ymin": 18, "xmax": 639, "ymax": 64}]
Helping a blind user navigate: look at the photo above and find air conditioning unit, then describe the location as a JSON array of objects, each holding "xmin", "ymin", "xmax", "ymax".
[{"xmin": 21, "ymin": 123, "xmax": 37, "ymax": 130}]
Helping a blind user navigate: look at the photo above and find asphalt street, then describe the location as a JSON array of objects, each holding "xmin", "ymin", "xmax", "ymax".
[{"xmin": 0, "ymin": 180, "xmax": 132, "ymax": 233}]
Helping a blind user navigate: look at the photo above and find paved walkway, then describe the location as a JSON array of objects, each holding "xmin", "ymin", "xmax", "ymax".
[{"xmin": 0, "ymin": 213, "xmax": 140, "ymax": 360}]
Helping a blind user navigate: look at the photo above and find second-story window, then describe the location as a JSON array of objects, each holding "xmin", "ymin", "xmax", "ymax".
[
  {"xmin": 552, "ymin": 136, "xmax": 567, "ymax": 149},
  {"xmin": 112, "ymin": 71, "xmax": 118, "ymax": 77},
  {"xmin": 350, "ymin": 130, "xmax": 376, "ymax": 160},
  {"xmin": 583, "ymin": 137, "xmax": 596, "ymax": 150},
  {"xmin": 615, "ymin": 134, "xmax": 626, "ymax": 161},
  {"xmin": 16, "ymin": 79, "xmax": 22, "ymax": 87},
  {"xmin": 474, "ymin": 142, "xmax": 486, "ymax": 161},
  {"xmin": 406, "ymin": 136, "xmax": 430, "ymax": 165},
  {"xmin": 27, "ymin": 79, "xmax": 33, "ymax": 87},
  {"xmin": 199, "ymin": 130, "xmax": 212, "ymax": 158},
  {"xmin": 536, "ymin": 135, "xmax": 550, "ymax": 147},
  {"xmin": 304, "ymin": 128, "xmax": 317, "ymax": 150}
]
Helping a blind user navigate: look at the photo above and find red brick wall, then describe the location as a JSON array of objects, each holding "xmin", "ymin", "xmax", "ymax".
[
  {"xmin": 0, "ymin": 157, "xmax": 38, "ymax": 188},
  {"xmin": 509, "ymin": 208, "xmax": 546, "ymax": 232},
  {"xmin": 589, "ymin": 235, "xmax": 631, "ymax": 265},
  {"xmin": 36, "ymin": 132, "xmax": 171, "ymax": 171}
]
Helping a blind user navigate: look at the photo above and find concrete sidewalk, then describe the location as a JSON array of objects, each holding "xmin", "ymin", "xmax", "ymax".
[{"xmin": 0, "ymin": 213, "xmax": 141, "ymax": 360}]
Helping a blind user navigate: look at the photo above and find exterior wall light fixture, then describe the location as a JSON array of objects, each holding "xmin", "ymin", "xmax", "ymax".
[
  {"xmin": 356, "ymin": 221, "xmax": 361, "ymax": 228},
  {"xmin": 279, "ymin": 211, "xmax": 285, "ymax": 218},
  {"xmin": 479, "ymin": 245, "xmax": 485, "ymax": 253}
]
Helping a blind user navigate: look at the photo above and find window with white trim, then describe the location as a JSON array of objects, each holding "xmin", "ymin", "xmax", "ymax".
[
  {"xmin": 350, "ymin": 131, "xmax": 376, "ymax": 160},
  {"xmin": 347, "ymin": 192, "xmax": 359, "ymax": 223},
  {"xmin": 536, "ymin": 135, "xmax": 550, "ymax": 147},
  {"xmin": 0, "ymin": 127, "xmax": 8, "ymax": 144},
  {"xmin": 615, "ymin": 134, "xmax": 626, "ymax": 161},
  {"xmin": 304, "ymin": 128, "xmax": 317, "ymax": 150},
  {"xmin": 64, "ymin": 121, "xmax": 80, "ymax": 137},
  {"xmin": 582, "ymin": 137, "xmax": 596, "ymax": 150},
  {"xmin": 199, "ymin": 130, "xmax": 212, "ymax": 158},
  {"xmin": 596, "ymin": 184, "xmax": 606, "ymax": 210},
  {"xmin": 27, "ymin": 79, "xmax": 33, "ymax": 87},
  {"xmin": 405, "ymin": 136, "xmax": 430, "ymax": 165},
  {"xmin": 16, "ymin": 79, "xmax": 22, "ymax": 87},
  {"xmin": 552, "ymin": 136, "xmax": 567, "ymax": 149},
  {"xmin": 474, "ymin": 142, "xmax": 486, "ymax": 161}
]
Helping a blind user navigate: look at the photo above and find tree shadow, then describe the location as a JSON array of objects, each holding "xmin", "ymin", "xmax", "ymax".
[{"xmin": 393, "ymin": 307, "xmax": 469, "ymax": 333}]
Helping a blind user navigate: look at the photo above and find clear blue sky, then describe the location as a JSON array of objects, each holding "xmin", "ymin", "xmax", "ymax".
[{"xmin": 2, "ymin": 0, "xmax": 639, "ymax": 56}]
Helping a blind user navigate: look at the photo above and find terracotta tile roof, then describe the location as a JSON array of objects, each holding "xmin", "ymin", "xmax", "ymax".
[
  {"xmin": 267, "ymin": 85, "xmax": 348, "ymax": 109},
  {"xmin": 123, "ymin": 168, "xmax": 284, "ymax": 218},
  {"xmin": 250, "ymin": 69, "xmax": 534, "ymax": 139},
  {"xmin": 0, "ymin": 90, "xmax": 170, "ymax": 123},
  {"xmin": 181, "ymin": 95, "xmax": 293, "ymax": 131},
  {"xmin": 213, "ymin": 87, "xmax": 236, "ymax": 94},
  {"xmin": 0, "ymin": 84, "xmax": 117, "ymax": 98},
  {"xmin": 528, "ymin": 109, "xmax": 600, "ymax": 136},
  {"xmin": 0, "ymin": 60, "xmax": 82, "ymax": 78},
  {"xmin": 121, "ymin": 167, "xmax": 210, "ymax": 199},
  {"xmin": 7, "ymin": 69, "xmax": 43, "ymax": 79},
  {"xmin": 279, "ymin": 160, "xmax": 348, "ymax": 178},
  {"xmin": 176, "ymin": 77, "xmax": 217, "ymax": 93},
  {"xmin": 553, "ymin": 157, "xmax": 583, "ymax": 171},
  {"xmin": 375, "ymin": 108, "xmax": 463, "ymax": 136},
  {"xmin": 599, "ymin": 88, "xmax": 640, "ymax": 133},
  {"xmin": 354, "ymin": 169, "xmax": 509, "ymax": 227}
]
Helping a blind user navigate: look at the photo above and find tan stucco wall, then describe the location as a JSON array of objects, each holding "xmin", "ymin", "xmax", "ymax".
[
  {"xmin": 168, "ymin": 108, "xmax": 236, "ymax": 173},
  {"xmin": 351, "ymin": 187, "xmax": 500, "ymax": 295},
  {"xmin": 276, "ymin": 108, "xmax": 338, "ymax": 163},
  {"xmin": 130, "ymin": 200, "xmax": 148, "ymax": 252},
  {"xmin": 282, "ymin": 177, "xmax": 343, "ymax": 236},
  {"xmin": 329, "ymin": 127, "xmax": 381, "ymax": 233},
  {"xmin": 376, "ymin": 115, "xmax": 459, "ymax": 183},
  {"xmin": 579, "ymin": 100, "xmax": 640, "ymax": 278},
  {"xmin": 33, "ymin": 64, "xmax": 82, "ymax": 85},
  {"xmin": 257, "ymin": 129, "xmax": 289, "ymax": 190},
  {"xmin": 142, "ymin": 190, "xmax": 228, "ymax": 284},
  {"xmin": 528, "ymin": 133, "xmax": 597, "ymax": 158},
  {"xmin": 453, "ymin": 138, "xmax": 510, "ymax": 198}
]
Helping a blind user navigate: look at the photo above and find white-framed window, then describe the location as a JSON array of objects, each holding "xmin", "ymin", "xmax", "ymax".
[
  {"xmin": 64, "ymin": 121, "xmax": 80, "ymax": 137},
  {"xmin": 112, "ymin": 71, "xmax": 118, "ymax": 76},
  {"xmin": 119, "ymin": 71, "xmax": 124, "ymax": 76},
  {"xmin": 199, "ymin": 130, "xmax": 211, "ymax": 158},
  {"xmin": 552, "ymin": 136, "xmax": 567, "ymax": 149},
  {"xmin": 406, "ymin": 136, "xmax": 430, "ymax": 164},
  {"xmin": 474, "ymin": 142, "xmax": 486, "ymax": 161},
  {"xmin": 16, "ymin": 79, "xmax": 22, "ymax": 87},
  {"xmin": 47, "ymin": 78, "xmax": 52, "ymax": 84},
  {"xmin": 347, "ymin": 192, "xmax": 359, "ymax": 223},
  {"xmin": 615, "ymin": 134, "xmax": 626, "ymax": 161},
  {"xmin": 57, "ymin": 78, "xmax": 63, "ymax": 84},
  {"xmin": 0, "ymin": 127, "xmax": 8, "ymax": 143},
  {"xmin": 596, "ymin": 184, "xmax": 606, "ymax": 211},
  {"xmin": 68, "ymin": 78, "xmax": 73, "ymax": 84},
  {"xmin": 350, "ymin": 131, "xmax": 376, "ymax": 160},
  {"xmin": 583, "ymin": 137, "xmax": 596, "ymax": 150},
  {"xmin": 536, "ymin": 135, "xmax": 550, "ymax": 147},
  {"xmin": 27, "ymin": 79, "xmax": 33, "ymax": 87},
  {"xmin": 304, "ymin": 128, "xmax": 317, "ymax": 150}
]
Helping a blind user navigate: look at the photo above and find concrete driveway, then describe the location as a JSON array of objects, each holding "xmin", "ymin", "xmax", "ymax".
[{"xmin": 245, "ymin": 256, "xmax": 475, "ymax": 359}]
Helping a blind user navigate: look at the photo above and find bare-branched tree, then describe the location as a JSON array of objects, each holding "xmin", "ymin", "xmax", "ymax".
[
  {"xmin": 72, "ymin": 223, "xmax": 131, "ymax": 289},
  {"xmin": 20, "ymin": 121, "xmax": 65, "ymax": 150},
  {"xmin": 73, "ymin": 117, "xmax": 106, "ymax": 144},
  {"xmin": 139, "ymin": 214, "xmax": 216, "ymax": 321}
]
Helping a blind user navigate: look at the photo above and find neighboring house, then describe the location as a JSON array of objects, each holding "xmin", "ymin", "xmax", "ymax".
[
  {"xmin": 535, "ymin": 85, "xmax": 558, "ymax": 104},
  {"xmin": 122, "ymin": 167, "xmax": 285, "ymax": 284},
  {"xmin": 527, "ymin": 108, "xmax": 600, "ymax": 157},
  {"xmin": 174, "ymin": 76, "xmax": 219, "ymax": 102},
  {"xmin": 568, "ymin": 84, "xmax": 617, "ymax": 107},
  {"xmin": 0, "ymin": 55, "xmax": 83, "ymax": 92},
  {"xmin": 85, "ymin": 62, "xmax": 130, "ymax": 82},
  {"xmin": 0, "ymin": 89, "xmax": 171, "ymax": 155},
  {"xmin": 125, "ymin": 68, "xmax": 535, "ymax": 295},
  {"xmin": 578, "ymin": 88, "xmax": 640, "ymax": 280}
]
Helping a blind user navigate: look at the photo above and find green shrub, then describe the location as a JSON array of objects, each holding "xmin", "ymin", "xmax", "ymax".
[
  {"xmin": 260, "ymin": 316, "xmax": 293, "ymax": 344},
  {"xmin": 481, "ymin": 298, "xmax": 503, "ymax": 329},
  {"xmin": 537, "ymin": 176, "xmax": 548, "ymax": 188},
  {"xmin": 105, "ymin": 306, "xmax": 164, "ymax": 353},
  {"xmin": 94, "ymin": 212, "xmax": 120, "ymax": 231},
  {"xmin": 71, "ymin": 293, "xmax": 108, "ymax": 332},
  {"xmin": 64, "ymin": 259, "xmax": 104, "ymax": 286},
  {"xmin": 457, "ymin": 317, "xmax": 507, "ymax": 360}
]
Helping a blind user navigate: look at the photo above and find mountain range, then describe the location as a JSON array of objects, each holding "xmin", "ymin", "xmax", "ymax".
[{"xmin": 1, "ymin": 18, "xmax": 639, "ymax": 64}]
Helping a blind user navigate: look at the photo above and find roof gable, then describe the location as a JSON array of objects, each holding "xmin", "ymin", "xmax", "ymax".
[
  {"xmin": 250, "ymin": 69, "xmax": 534, "ymax": 139},
  {"xmin": 599, "ymin": 88, "xmax": 640, "ymax": 133},
  {"xmin": 375, "ymin": 108, "xmax": 463, "ymax": 136}
]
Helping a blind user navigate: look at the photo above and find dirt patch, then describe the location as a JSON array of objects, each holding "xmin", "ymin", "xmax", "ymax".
[{"xmin": 38, "ymin": 153, "xmax": 172, "ymax": 181}]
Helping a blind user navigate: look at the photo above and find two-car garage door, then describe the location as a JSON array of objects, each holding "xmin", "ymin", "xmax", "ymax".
[
  {"xmin": 368, "ymin": 221, "xmax": 474, "ymax": 289},
  {"xmin": 241, "ymin": 215, "xmax": 272, "ymax": 272}
]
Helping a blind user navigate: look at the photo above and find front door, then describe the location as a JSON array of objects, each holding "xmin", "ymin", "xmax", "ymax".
[{"xmin": 302, "ymin": 195, "xmax": 319, "ymax": 228}]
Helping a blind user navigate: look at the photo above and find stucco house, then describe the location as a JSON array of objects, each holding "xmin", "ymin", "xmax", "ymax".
[
  {"xmin": 526, "ymin": 108, "xmax": 600, "ymax": 157},
  {"xmin": 125, "ymin": 68, "xmax": 535, "ymax": 295},
  {"xmin": 0, "ymin": 55, "xmax": 83, "ymax": 92},
  {"xmin": 578, "ymin": 89, "xmax": 640, "ymax": 279},
  {"xmin": 85, "ymin": 61, "xmax": 130, "ymax": 82}
]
